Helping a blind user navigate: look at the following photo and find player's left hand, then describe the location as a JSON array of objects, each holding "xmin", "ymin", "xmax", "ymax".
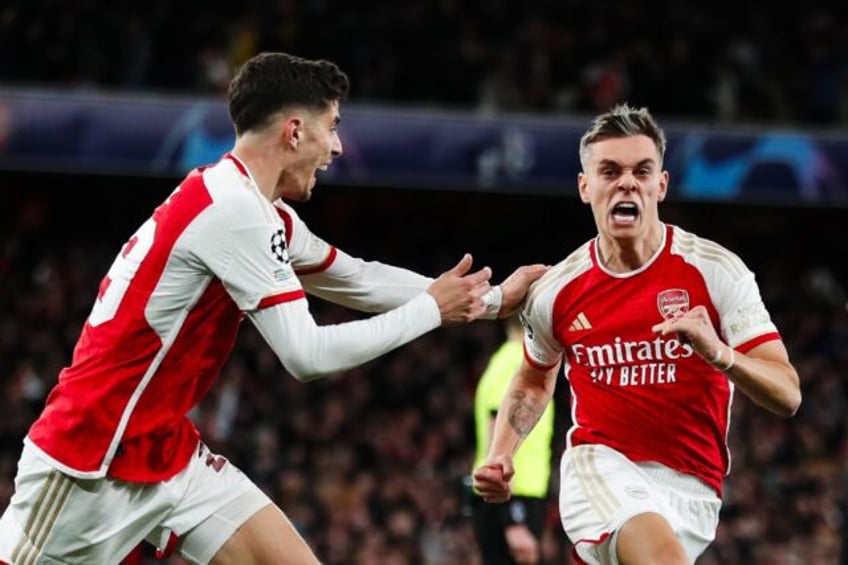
[
  {"xmin": 497, "ymin": 264, "xmax": 549, "ymax": 318},
  {"xmin": 651, "ymin": 305, "xmax": 725, "ymax": 365}
]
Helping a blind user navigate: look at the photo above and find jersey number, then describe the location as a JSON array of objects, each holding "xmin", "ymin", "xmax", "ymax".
[{"xmin": 88, "ymin": 219, "xmax": 157, "ymax": 326}]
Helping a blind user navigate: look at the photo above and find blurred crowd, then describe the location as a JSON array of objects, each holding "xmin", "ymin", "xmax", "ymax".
[
  {"xmin": 1, "ymin": 0, "xmax": 847, "ymax": 126},
  {"xmin": 1, "ymin": 174, "xmax": 847, "ymax": 564}
]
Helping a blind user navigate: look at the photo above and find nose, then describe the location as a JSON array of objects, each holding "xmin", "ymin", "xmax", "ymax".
[
  {"xmin": 332, "ymin": 133, "xmax": 343, "ymax": 158},
  {"xmin": 617, "ymin": 170, "xmax": 638, "ymax": 192}
]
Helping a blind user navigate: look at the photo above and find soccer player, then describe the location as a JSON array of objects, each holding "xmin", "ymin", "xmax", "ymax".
[
  {"xmin": 0, "ymin": 52, "xmax": 546, "ymax": 564},
  {"xmin": 472, "ymin": 103, "xmax": 801, "ymax": 564},
  {"xmin": 470, "ymin": 315, "xmax": 554, "ymax": 564}
]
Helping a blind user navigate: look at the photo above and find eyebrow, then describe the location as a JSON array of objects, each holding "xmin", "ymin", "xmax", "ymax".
[{"xmin": 598, "ymin": 158, "xmax": 655, "ymax": 168}]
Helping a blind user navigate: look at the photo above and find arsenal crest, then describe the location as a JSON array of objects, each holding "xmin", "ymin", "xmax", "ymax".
[{"xmin": 657, "ymin": 289, "xmax": 690, "ymax": 320}]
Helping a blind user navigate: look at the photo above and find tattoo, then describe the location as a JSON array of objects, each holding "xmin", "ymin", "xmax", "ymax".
[{"xmin": 507, "ymin": 391, "xmax": 543, "ymax": 439}]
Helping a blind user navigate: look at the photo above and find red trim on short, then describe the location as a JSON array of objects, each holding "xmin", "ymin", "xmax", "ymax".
[
  {"xmin": 258, "ymin": 290, "xmax": 306, "ymax": 309},
  {"xmin": 574, "ymin": 532, "xmax": 611, "ymax": 546},
  {"xmin": 736, "ymin": 332, "xmax": 781, "ymax": 354},
  {"xmin": 572, "ymin": 531, "xmax": 612, "ymax": 564},
  {"xmin": 224, "ymin": 153, "xmax": 249, "ymax": 177},
  {"xmin": 296, "ymin": 247, "xmax": 338, "ymax": 275},
  {"xmin": 155, "ymin": 531, "xmax": 180, "ymax": 559},
  {"xmin": 523, "ymin": 344, "xmax": 558, "ymax": 371}
]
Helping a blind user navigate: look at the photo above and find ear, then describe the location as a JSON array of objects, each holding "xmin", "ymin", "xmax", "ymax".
[
  {"xmin": 577, "ymin": 172, "xmax": 591, "ymax": 204},
  {"xmin": 657, "ymin": 170, "xmax": 669, "ymax": 202},
  {"xmin": 283, "ymin": 117, "xmax": 303, "ymax": 149}
]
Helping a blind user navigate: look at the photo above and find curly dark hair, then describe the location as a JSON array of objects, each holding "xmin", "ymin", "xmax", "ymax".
[{"xmin": 227, "ymin": 52, "xmax": 350, "ymax": 135}]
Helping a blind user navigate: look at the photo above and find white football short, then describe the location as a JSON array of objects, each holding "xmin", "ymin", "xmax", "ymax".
[
  {"xmin": 560, "ymin": 443, "xmax": 721, "ymax": 565},
  {"xmin": 0, "ymin": 440, "xmax": 271, "ymax": 564}
]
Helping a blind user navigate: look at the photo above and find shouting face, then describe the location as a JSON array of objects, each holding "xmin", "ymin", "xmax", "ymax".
[
  {"xmin": 278, "ymin": 100, "xmax": 343, "ymax": 202},
  {"xmin": 577, "ymin": 134, "xmax": 668, "ymax": 244}
]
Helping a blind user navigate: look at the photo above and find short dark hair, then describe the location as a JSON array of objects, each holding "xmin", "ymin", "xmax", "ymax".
[
  {"xmin": 227, "ymin": 52, "xmax": 350, "ymax": 135},
  {"xmin": 578, "ymin": 103, "xmax": 667, "ymax": 169}
]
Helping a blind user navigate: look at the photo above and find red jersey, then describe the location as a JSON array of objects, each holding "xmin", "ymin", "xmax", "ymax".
[
  {"xmin": 27, "ymin": 154, "xmax": 336, "ymax": 482},
  {"xmin": 521, "ymin": 224, "xmax": 780, "ymax": 495}
]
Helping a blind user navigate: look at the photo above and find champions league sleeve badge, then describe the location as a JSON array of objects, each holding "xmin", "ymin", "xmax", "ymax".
[{"xmin": 270, "ymin": 229, "xmax": 290, "ymax": 265}]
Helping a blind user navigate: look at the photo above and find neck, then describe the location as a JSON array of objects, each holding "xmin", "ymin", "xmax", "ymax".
[
  {"xmin": 231, "ymin": 138, "xmax": 282, "ymax": 202},
  {"xmin": 598, "ymin": 224, "xmax": 664, "ymax": 273}
]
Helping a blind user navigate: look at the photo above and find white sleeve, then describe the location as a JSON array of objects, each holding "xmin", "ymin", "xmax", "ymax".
[
  {"xmin": 709, "ymin": 266, "xmax": 778, "ymax": 349},
  {"xmin": 300, "ymin": 248, "xmax": 434, "ymax": 312},
  {"xmin": 520, "ymin": 276, "xmax": 565, "ymax": 369},
  {"xmin": 679, "ymin": 231, "xmax": 779, "ymax": 349},
  {"xmin": 304, "ymin": 250, "xmax": 503, "ymax": 317},
  {"xmin": 275, "ymin": 199, "xmax": 502, "ymax": 316},
  {"xmin": 274, "ymin": 199, "xmax": 431, "ymax": 311},
  {"xmin": 189, "ymin": 188, "xmax": 443, "ymax": 381},
  {"xmin": 248, "ymin": 292, "xmax": 441, "ymax": 381},
  {"xmin": 186, "ymin": 196, "xmax": 303, "ymax": 311}
]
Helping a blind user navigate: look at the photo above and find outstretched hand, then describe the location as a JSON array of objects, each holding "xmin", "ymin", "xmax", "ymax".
[
  {"xmin": 472, "ymin": 455, "xmax": 514, "ymax": 503},
  {"xmin": 497, "ymin": 264, "xmax": 549, "ymax": 318},
  {"xmin": 427, "ymin": 253, "xmax": 492, "ymax": 326}
]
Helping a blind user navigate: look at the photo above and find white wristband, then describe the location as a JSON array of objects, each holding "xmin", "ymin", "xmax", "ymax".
[
  {"xmin": 710, "ymin": 345, "xmax": 735, "ymax": 372},
  {"xmin": 720, "ymin": 348, "xmax": 736, "ymax": 372},
  {"xmin": 480, "ymin": 285, "xmax": 503, "ymax": 320},
  {"xmin": 710, "ymin": 347, "xmax": 723, "ymax": 365}
]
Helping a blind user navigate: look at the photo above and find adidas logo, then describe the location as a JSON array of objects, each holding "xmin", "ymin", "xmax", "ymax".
[{"xmin": 569, "ymin": 312, "xmax": 592, "ymax": 332}]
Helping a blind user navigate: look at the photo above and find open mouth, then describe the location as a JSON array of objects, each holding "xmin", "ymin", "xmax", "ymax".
[
  {"xmin": 611, "ymin": 201, "xmax": 639, "ymax": 224},
  {"xmin": 315, "ymin": 163, "xmax": 331, "ymax": 177}
]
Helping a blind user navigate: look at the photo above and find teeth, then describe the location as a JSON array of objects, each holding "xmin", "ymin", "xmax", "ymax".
[{"xmin": 613, "ymin": 203, "xmax": 637, "ymax": 214}]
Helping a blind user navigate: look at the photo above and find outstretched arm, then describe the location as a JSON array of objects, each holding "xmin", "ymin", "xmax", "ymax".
[
  {"xmin": 300, "ymin": 249, "xmax": 546, "ymax": 319},
  {"xmin": 277, "ymin": 199, "xmax": 545, "ymax": 317},
  {"xmin": 250, "ymin": 254, "xmax": 491, "ymax": 381},
  {"xmin": 472, "ymin": 358, "xmax": 560, "ymax": 503},
  {"xmin": 299, "ymin": 249, "xmax": 548, "ymax": 319},
  {"xmin": 298, "ymin": 248, "xmax": 433, "ymax": 312}
]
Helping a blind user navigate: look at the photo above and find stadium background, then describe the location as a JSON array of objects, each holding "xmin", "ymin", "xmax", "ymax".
[{"xmin": 2, "ymin": 2, "xmax": 848, "ymax": 563}]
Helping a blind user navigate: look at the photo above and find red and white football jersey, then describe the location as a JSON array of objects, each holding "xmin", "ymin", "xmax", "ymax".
[
  {"xmin": 27, "ymin": 154, "xmax": 337, "ymax": 482},
  {"xmin": 521, "ymin": 224, "xmax": 780, "ymax": 495}
]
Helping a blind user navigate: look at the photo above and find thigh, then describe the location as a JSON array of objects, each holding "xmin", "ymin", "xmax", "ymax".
[
  {"xmin": 559, "ymin": 445, "xmax": 665, "ymax": 565},
  {"xmin": 0, "ymin": 443, "xmax": 164, "ymax": 564},
  {"xmin": 616, "ymin": 512, "xmax": 688, "ymax": 565},
  {"xmin": 149, "ymin": 442, "xmax": 297, "ymax": 564},
  {"xmin": 208, "ymin": 504, "xmax": 320, "ymax": 565},
  {"xmin": 643, "ymin": 464, "xmax": 721, "ymax": 561}
]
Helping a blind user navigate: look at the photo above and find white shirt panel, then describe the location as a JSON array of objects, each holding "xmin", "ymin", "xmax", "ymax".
[
  {"xmin": 670, "ymin": 226, "xmax": 778, "ymax": 348},
  {"xmin": 186, "ymin": 162, "xmax": 302, "ymax": 311},
  {"xmin": 521, "ymin": 242, "xmax": 593, "ymax": 367}
]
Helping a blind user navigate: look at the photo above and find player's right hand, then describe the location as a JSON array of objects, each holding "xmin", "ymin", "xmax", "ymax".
[
  {"xmin": 472, "ymin": 455, "xmax": 514, "ymax": 503},
  {"xmin": 497, "ymin": 263, "xmax": 549, "ymax": 318},
  {"xmin": 427, "ymin": 253, "xmax": 492, "ymax": 326}
]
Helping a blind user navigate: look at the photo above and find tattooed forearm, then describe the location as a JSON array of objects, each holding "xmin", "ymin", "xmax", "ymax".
[{"xmin": 507, "ymin": 390, "xmax": 544, "ymax": 439}]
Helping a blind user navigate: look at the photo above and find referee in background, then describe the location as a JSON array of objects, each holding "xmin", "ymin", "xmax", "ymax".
[{"xmin": 470, "ymin": 315, "xmax": 555, "ymax": 564}]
